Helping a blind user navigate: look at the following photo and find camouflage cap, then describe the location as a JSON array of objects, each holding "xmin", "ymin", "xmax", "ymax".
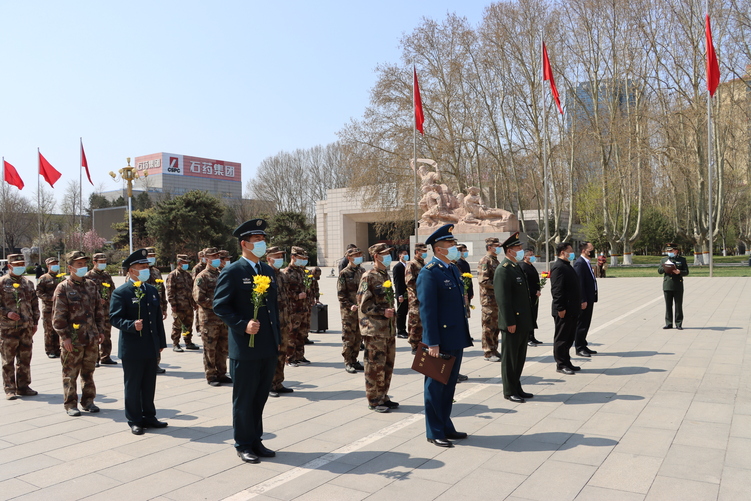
[
  {"xmin": 45, "ymin": 257, "xmax": 59, "ymax": 265},
  {"xmin": 369, "ymin": 243, "xmax": 393, "ymax": 256},
  {"xmin": 291, "ymin": 246, "xmax": 308, "ymax": 257},
  {"xmin": 218, "ymin": 250, "xmax": 230, "ymax": 258},
  {"xmin": 204, "ymin": 247, "xmax": 220, "ymax": 256},
  {"xmin": 197, "ymin": 250, "xmax": 205, "ymax": 257},
  {"xmin": 66, "ymin": 250, "xmax": 89, "ymax": 265},
  {"xmin": 485, "ymin": 237, "xmax": 500, "ymax": 245},
  {"xmin": 145, "ymin": 247, "xmax": 156, "ymax": 255},
  {"xmin": 7, "ymin": 254, "xmax": 24, "ymax": 264},
  {"xmin": 414, "ymin": 243, "xmax": 427, "ymax": 252},
  {"xmin": 93, "ymin": 253, "xmax": 107, "ymax": 261},
  {"xmin": 176, "ymin": 254, "xmax": 189, "ymax": 262},
  {"xmin": 266, "ymin": 246, "xmax": 285, "ymax": 255},
  {"xmin": 346, "ymin": 247, "xmax": 362, "ymax": 256}
]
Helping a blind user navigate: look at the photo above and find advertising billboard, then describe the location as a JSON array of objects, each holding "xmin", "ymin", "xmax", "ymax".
[{"xmin": 133, "ymin": 153, "xmax": 241, "ymax": 182}]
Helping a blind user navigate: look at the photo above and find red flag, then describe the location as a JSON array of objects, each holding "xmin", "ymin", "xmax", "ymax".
[
  {"xmin": 3, "ymin": 160, "xmax": 24, "ymax": 190},
  {"xmin": 414, "ymin": 66, "xmax": 424, "ymax": 134},
  {"xmin": 38, "ymin": 151, "xmax": 62, "ymax": 187},
  {"xmin": 81, "ymin": 139, "xmax": 93, "ymax": 185},
  {"xmin": 542, "ymin": 43, "xmax": 563, "ymax": 114},
  {"xmin": 705, "ymin": 14, "xmax": 720, "ymax": 97}
]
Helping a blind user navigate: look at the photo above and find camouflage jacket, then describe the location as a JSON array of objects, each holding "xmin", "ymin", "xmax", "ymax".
[
  {"xmin": 273, "ymin": 267, "xmax": 288, "ymax": 326},
  {"xmin": 52, "ymin": 277, "xmax": 106, "ymax": 344},
  {"xmin": 166, "ymin": 267, "xmax": 196, "ymax": 310},
  {"xmin": 36, "ymin": 271, "xmax": 65, "ymax": 310},
  {"xmin": 338, "ymin": 263, "xmax": 364, "ymax": 310},
  {"xmin": 0, "ymin": 274, "xmax": 40, "ymax": 330},
  {"xmin": 404, "ymin": 257, "xmax": 425, "ymax": 307},
  {"xmin": 193, "ymin": 267, "xmax": 222, "ymax": 326},
  {"xmin": 191, "ymin": 262, "xmax": 206, "ymax": 279},
  {"xmin": 85, "ymin": 269, "xmax": 115, "ymax": 310},
  {"xmin": 147, "ymin": 266, "xmax": 168, "ymax": 312},
  {"xmin": 280, "ymin": 265, "xmax": 311, "ymax": 313},
  {"xmin": 357, "ymin": 268, "xmax": 395, "ymax": 338},
  {"xmin": 311, "ymin": 278, "xmax": 320, "ymax": 304},
  {"xmin": 478, "ymin": 253, "xmax": 500, "ymax": 306}
]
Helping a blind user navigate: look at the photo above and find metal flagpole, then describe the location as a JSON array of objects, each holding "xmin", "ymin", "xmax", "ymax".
[
  {"xmin": 79, "ymin": 137, "xmax": 83, "ymax": 232},
  {"xmin": 37, "ymin": 148, "xmax": 42, "ymax": 265},
  {"xmin": 1, "ymin": 157, "xmax": 6, "ymax": 260},
  {"xmin": 706, "ymin": 2, "xmax": 714, "ymax": 278},
  {"xmin": 413, "ymin": 67, "xmax": 419, "ymax": 247},
  {"xmin": 542, "ymin": 35, "xmax": 550, "ymax": 272}
]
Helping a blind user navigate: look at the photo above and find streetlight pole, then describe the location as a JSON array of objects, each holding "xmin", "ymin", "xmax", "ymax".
[{"xmin": 110, "ymin": 158, "xmax": 147, "ymax": 254}]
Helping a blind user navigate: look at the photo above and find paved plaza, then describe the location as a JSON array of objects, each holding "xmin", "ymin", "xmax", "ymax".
[{"xmin": 1, "ymin": 275, "xmax": 750, "ymax": 500}]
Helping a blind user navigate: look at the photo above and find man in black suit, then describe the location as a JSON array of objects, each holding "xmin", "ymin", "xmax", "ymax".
[
  {"xmin": 109, "ymin": 249, "xmax": 168, "ymax": 435},
  {"xmin": 572, "ymin": 242, "xmax": 598, "ymax": 357},
  {"xmin": 549, "ymin": 242, "xmax": 584, "ymax": 375},
  {"xmin": 519, "ymin": 248, "xmax": 542, "ymax": 346},
  {"xmin": 393, "ymin": 249, "xmax": 409, "ymax": 339},
  {"xmin": 213, "ymin": 218, "xmax": 281, "ymax": 464}
]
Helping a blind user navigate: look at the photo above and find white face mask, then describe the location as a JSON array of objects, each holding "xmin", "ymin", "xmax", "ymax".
[
  {"xmin": 271, "ymin": 258, "xmax": 284, "ymax": 269},
  {"xmin": 97, "ymin": 263, "xmax": 107, "ymax": 271}
]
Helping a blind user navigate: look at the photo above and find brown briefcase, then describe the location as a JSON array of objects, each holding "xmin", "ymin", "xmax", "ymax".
[{"xmin": 411, "ymin": 343, "xmax": 456, "ymax": 385}]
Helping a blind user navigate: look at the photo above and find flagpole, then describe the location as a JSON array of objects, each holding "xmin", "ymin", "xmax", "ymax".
[
  {"xmin": 1, "ymin": 157, "xmax": 6, "ymax": 260},
  {"xmin": 542, "ymin": 36, "xmax": 550, "ymax": 272},
  {"xmin": 37, "ymin": 148, "xmax": 42, "ymax": 265},
  {"xmin": 413, "ymin": 68, "xmax": 419, "ymax": 245},
  {"xmin": 706, "ymin": 4, "xmax": 714, "ymax": 277},
  {"xmin": 79, "ymin": 137, "xmax": 83, "ymax": 232}
]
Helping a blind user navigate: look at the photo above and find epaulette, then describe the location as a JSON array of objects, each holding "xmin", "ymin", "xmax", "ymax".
[
  {"xmin": 426, "ymin": 263, "xmax": 436, "ymax": 269},
  {"xmin": 502, "ymin": 262, "xmax": 510, "ymax": 268}
]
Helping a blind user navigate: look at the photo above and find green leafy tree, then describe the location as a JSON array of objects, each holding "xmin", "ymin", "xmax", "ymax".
[
  {"xmin": 112, "ymin": 209, "xmax": 152, "ymax": 249},
  {"xmin": 267, "ymin": 211, "xmax": 317, "ymax": 264}
]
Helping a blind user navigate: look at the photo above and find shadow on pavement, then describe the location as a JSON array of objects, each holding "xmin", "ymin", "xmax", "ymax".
[
  {"xmin": 468, "ymin": 432, "xmax": 618, "ymax": 451},
  {"xmin": 532, "ymin": 391, "xmax": 644, "ymax": 405}
]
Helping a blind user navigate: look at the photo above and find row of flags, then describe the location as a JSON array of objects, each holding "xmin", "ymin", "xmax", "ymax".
[
  {"xmin": 412, "ymin": 14, "xmax": 721, "ymax": 129},
  {"xmin": 2, "ymin": 139, "xmax": 92, "ymax": 191}
]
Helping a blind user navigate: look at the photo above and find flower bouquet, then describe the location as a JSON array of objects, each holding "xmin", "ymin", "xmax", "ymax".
[{"xmin": 249, "ymin": 274, "xmax": 272, "ymax": 347}]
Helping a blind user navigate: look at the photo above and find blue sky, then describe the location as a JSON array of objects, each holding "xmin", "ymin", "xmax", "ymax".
[{"xmin": 0, "ymin": 1, "xmax": 487, "ymax": 203}]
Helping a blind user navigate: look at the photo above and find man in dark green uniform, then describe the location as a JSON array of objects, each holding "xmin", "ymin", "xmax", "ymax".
[
  {"xmin": 658, "ymin": 243, "xmax": 689, "ymax": 330},
  {"xmin": 493, "ymin": 232, "xmax": 534, "ymax": 403}
]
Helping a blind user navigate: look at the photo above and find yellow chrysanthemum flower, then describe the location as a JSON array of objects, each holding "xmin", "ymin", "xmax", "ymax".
[
  {"xmin": 155, "ymin": 279, "xmax": 164, "ymax": 283},
  {"xmin": 102, "ymin": 283, "xmax": 111, "ymax": 288},
  {"xmin": 133, "ymin": 281, "xmax": 142, "ymax": 287},
  {"xmin": 382, "ymin": 280, "xmax": 392, "ymax": 288},
  {"xmin": 12, "ymin": 283, "xmax": 20, "ymax": 289},
  {"xmin": 462, "ymin": 273, "xmax": 473, "ymax": 278},
  {"xmin": 56, "ymin": 273, "xmax": 66, "ymax": 278},
  {"xmin": 73, "ymin": 323, "xmax": 81, "ymax": 329}
]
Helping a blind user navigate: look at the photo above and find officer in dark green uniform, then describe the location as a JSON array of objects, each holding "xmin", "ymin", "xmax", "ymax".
[
  {"xmin": 658, "ymin": 243, "xmax": 689, "ymax": 330},
  {"xmin": 493, "ymin": 232, "xmax": 534, "ymax": 403}
]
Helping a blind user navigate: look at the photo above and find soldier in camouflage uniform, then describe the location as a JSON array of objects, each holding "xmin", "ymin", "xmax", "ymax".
[
  {"xmin": 86, "ymin": 253, "xmax": 117, "ymax": 365},
  {"xmin": 145, "ymin": 247, "xmax": 168, "ymax": 372},
  {"xmin": 281, "ymin": 246, "xmax": 312, "ymax": 366},
  {"xmin": 304, "ymin": 267, "xmax": 322, "ymax": 346},
  {"xmin": 53, "ymin": 251, "xmax": 106, "ymax": 416},
  {"xmin": 36, "ymin": 256, "xmax": 63, "ymax": 358},
  {"xmin": 193, "ymin": 248, "xmax": 230, "ymax": 386},
  {"xmin": 267, "ymin": 246, "xmax": 294, "ymax": 397},
  {"xmin": 192, "ymin": 248, "xmax": 208, "ymax": 340},
  {"xmin": 405, "ymin": 243, "xmax": 428, "ymax": 353},
  {"xmin": 220, "ymin": 250, "xmax": 232, "ymax": 270},
  {"xmin": 166, "ymin": 254, "xmax": 199, "ymax": 352},
  {"xmin": 358, "ymin": 243, "xmax": 398, "ymax": 413},
  {"xmin": 338, "ymin": 247, "xmax": 365, "ymax": 374},
  {"xmin": 478, "ymin": 237, "xmax": 502, "ymax": 361},
  {"xmin": 1, "ymin": 254, "xmax": 40, "ymax": 400}
]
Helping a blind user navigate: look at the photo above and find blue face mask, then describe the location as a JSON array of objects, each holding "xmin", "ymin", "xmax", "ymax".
[
  {"xmin": 446, "ymin": 246, "xmax": 460, "ymax": 261},
  {"xmin": 50, "ymin": 264, "xmax": 60, "ymax": 273},
  {"xmin": 421, "ymin": 252, "xmax": 428, "ymax": 260},
  {"xmin": 147, "ymin": 257, "xmax": 156, "ymax": 265},
  {"xmin": 529, "ymin": 256, "xmax": 537, "ymax": 263},
  {"xmin": 74, "ymin": 266, "xmax": 88, "ymax": 278},
  {"xmin": 667, "ymin": 252, "xmax": 676, "ymax": 258},
  {"xmin": 381, "ymin": 255, "xmax": 392, "ymax": 267},
  {"xmin": 272, "ymin": 258, "xmax": 284, "ymax": 269},
  {"xmin": 11, "ymin": 266, "xmax": 25, "ymax": 276},
  {"xmin": 137, "ymin": 268, "xmax": 151, "ymax": 282},
  {"xmin": 296, "ymin": 259, "xmax": 308, "ymax": 267},
  {"xmin": 462, "ymin": 251, "xmax": 469, "ymax": 259},
  {"xmin": 181, "ymin": 263, "xmax": 189, "ymax": 270},
  {"xmin": 568, "ymin": 252, "xmax": 576, "ymax": 262},
  {"xmin": 97, "ymin": 263, "xmax": 107, "ymax": 271},
  {"xmin": 494, "ymin": 246, "xmax": 502, "ymax": 255},
  {"xmin": 353, "ymin": 256, "xmax": 363, "ymax": 265},
  {"xmin": 251, "ymin": 240, "xmax": 266, "ymax": 258},
  {"xmin": 515, "ymin": 249, "xmax": 525, "ymax": 261},
  {"xmin": 210, "ymin": 258, "xmax": 222, "ymax": 268},
  {"xmin": 402, "ymin": 254, "xmax": 409, "ymax": 262}
]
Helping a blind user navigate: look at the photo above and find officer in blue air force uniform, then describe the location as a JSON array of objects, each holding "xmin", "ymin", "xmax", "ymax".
[
  {"xmin": 417, "ymin": 224, "xmax": 473, "ymax": 448},
  {"xmin": 109, "ymin": 249, "xmax": 168, "ymax": 435},
  {"xmin": 213, "ymin": 218, "xmax": 280, "ymax": 464}
]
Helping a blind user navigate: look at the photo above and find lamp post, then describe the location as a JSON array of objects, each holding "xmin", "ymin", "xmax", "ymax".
[{"xmin": 109, "ymin": 158, "xmax": 148, "ymax": 254}]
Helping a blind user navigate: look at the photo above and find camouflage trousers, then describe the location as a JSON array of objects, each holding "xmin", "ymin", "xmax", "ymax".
[
  {"xmin": 202, "ymin": 322, "xmax": 228, "ymax": 381},
  {"xmin": 1, "ymin": 327, "xmax": 34, "ymax": 395},
  {"xmin": 286, "ymin": 309, "xmax": 310, "ymax": 362},
  {"xmin": 171, "ymin": 307, "xmax": 194, "ymax": 346},
  {"xmin": 98, "ymin": 318, "xmax": 113, "ymax": 361},
  {"xmin": 363, "ymin": 335, "xmax": 395, "ymax": 407},
  {"xmin": 272, "ymin": 324, "xmax": 290, "ymax": 390},
  {"xmin": 61, "ymin": 340, "xmax": 98, "ymax": 410},
  {"xmin": 42, "ymin": 308, "xmax": 60, "ymax": 356},
  {"xmin": 340, "ymin": 310, "xmax": 362, "ymax": 365},
  {"xmin": 407, "ymin": 305, "xmax": 423, "ymax": 350},
  {"xmin": 481, "ymin": 305, "xmax": 500, "ymax": 357}
]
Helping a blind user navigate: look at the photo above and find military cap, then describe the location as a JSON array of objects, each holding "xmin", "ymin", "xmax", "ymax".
[
  {"xmin": 233, "ymin": 218, "xmax": 267, "ymax": 238},
  {"xmin": 45, "ymin": 257, "xmax": 59, "ymax": 265},
  {"xmin": 425, "ymin": 224, "xmax": 457, "ymax": 246},
  {"xmin": 176, "ymin": 254, "xmax": 189, "ymax": 262},
  {"xmin": 198, "ymin": 250, "xmax": 205, "ymax": 257},
  {"xmin": 204, "ymin": 247, "xmax": 220, "ymax": 256},
  {"xmin": 266, "ymin": 246, "xmax": 285, "ymax": 255},
  {"xmin": 218, "ymin": 250, "xmax": 230, "ymax": 258},
  {"xmin": 93, "ymin": 253, "xmax": 107, "ymax": 261},
  {"xmin": 7, "ymin": 254, "xmax": 24, "ymax": 264},
  {"xmin": 346, "ymin": 247, "xmax": 363, "ymax": 256},
  {"xmin": 414, "ymin": 243, "xmax": 428, "ymax": 252},
  {"xmin": 485, "ymin": 237, "xmax": 500, "ymax": 245},
  {"xmin": 145, "ymin": 247, "xmax": 156, "ymax": 255},
  {"xmin": 66, "ymin": 250, "xmax": 89, "ymax": 265},
  {"xmin": 369, "ymin": 243, "xmax": 393, "ymax": 256},
  {"xmin": 665, "ymin": 242, "xmax": 678, "ymax": 250},
  {"xmin": 501, "ymin": 232, "xmax": 522, "ymax": 250},
  {"xmin": 291, "ymin": 246, "xmax": 308, "ymax": 257},
  {"xmin": 123, "ymin": 248, "xmax": 150, "ymax": 268}
]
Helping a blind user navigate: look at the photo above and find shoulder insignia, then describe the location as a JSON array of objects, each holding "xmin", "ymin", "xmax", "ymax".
[
  {"xmin": 503, "ymin": 262, "xmax": 510, "ymax": 268},
  {"xmin": 359, "ymin": 281, "xmax": 369, "ymax": 292},
  {"xmin": 426, "ymin": 263, "xmax": 435, "ymax": 269}
]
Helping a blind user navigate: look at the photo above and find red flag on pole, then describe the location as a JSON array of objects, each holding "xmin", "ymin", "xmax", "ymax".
[
  {"xmin": 414, "ymin": 66, "xmax": 425, "ymax": 134},
  {"xmin": 81, "ymin": 139, "xmax": 93, "ymax": 185},
  {"xmin": 542, "ymin": 43, "xmax": 563, "ymax": 115},
  {"xmin": 38, "ymin": 151, "xmax": 62, "ymax": 187},
  {"xmin": 705, "ymin": 14, "xmax": 720, "ymax": 97},
  {"xmin": 3, "ymin": 160, "xmax": 24, "ymax": 190}
]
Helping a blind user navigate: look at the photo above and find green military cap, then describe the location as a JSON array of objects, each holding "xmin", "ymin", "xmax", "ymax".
[
  {"xmin": 266, "ymin": 246, "xmax": 285, "ymax": 255},
  {"xmin": 45, "ymin": 257, "xmax": 58, "ymax": 265},
  {"xmin": 66, "ymin": 250, "xmax": 88, "ymax": 265},
  {"xmin": 346, "ymin": 247, "xmax": 362, "ymax": 256},
  {"xmin": 665, "ymin": 242, "xmax": 678, "ymax": 250},
  {"xmin": 291, "ymin": 246, "xmax": 308, "ymax": 257},
  {"xmin": 204, "ymin": 247, "xmax": 220, "ymax": 256},
  {"xmin": 369, "ymin": 242, "xmax": 393, "ymax": 256},
  {"xmin": 92, "ymin": 253, "xmax": 107, "ymax": 261},
  {"xmin": 501, "ymin": 232, "xmax": 522, "ymax": 250},
  {"xmin": 7, "ymin": 254, "xmax": 24, "ymax": 264}
]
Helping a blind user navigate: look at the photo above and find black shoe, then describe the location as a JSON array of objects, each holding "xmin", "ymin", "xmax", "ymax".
[
  {"xmin": 130, "ymin": 424, "xmax": 144, "ymax": 435},
  {"xmin": 527, "ymin": 340, "xmax": 537, "ymax": 347},
  {"xmin": 237, "ymin": 450, "xmax": 260, "ymax": 463},
  {"xmin": 586, "ymin": 348, "xmax": 598, "ymax": 354},
  {"xmin": 384, "ymin": 400, "xmax": 399, "ymax": 409},
  {"xmin": 557, "ymin": 367, "xmax": 575, "ymax": 375},
  {"xmin": 368, "ymin": 404, "xmax": 390, "ymax": 413},
  {"xmin": 173, "ymin": 345, "xmax": 184, "ymax": 352},
  {"xmin": 252, "ymin": 442, "xmax": 276, "ymax": 458},
  {"xmin": 576, "ymin": 350, "xmax": 591, "ymax": 358},
  {"xmin": 66, "ymin": 407, "xmax": 81, "ymax": 417},
  {"xmin": 304, "ymin": 338, "xmax": 314, "ymax": 345},
  {"xmin": 156, "ymin": 366, "xmax": 166, "ymax": 374},
  {"xmin": 208, "ymin": 380, "xmax": 220, "ymax": 387},
  {"xmin": 143, "ymin": 418, "xmax": 168, "ymax": 428},
  {"xmin": 82, "ymin": 403, "xmax": 100, "ymax": 413},
  {"xmin": 504, "ymin": 395, "xmax": 525, "ymax": 403},
  {"xmin": 396, "ymin": 333, "xmax": 408, "ymax": 339},
  {"xmin": 95, "ymin": 361, "xmax": 100, "ymax": 368},
  {"xmin": 218, "ymin": 375, "xmax": 233, "ymax": 384},
  {"xmin": 276, "ymin": 386, "xmax": 293, "ymax": 394},
  {"xmin": 519, "ymin": 391, "xmax": 534, "ymax": 399},
  {"xmin": 531, "ymin": 337, "xmax": 543, "ymax": 345},
  {"xmin": 676, "ymin": 326, "xmax": 683, "ymax": 330},
  {"xmin": 353, "ymin": 361, "xmax": 364, "ymax": 371},
  {"xmin": 445, "ymin": 431, "xmax": 468, "ymax": 440},
  {"xmin": 185, "ymin": 342, "xmax": 200, "ymax": 350},
  {"xmin": 269, "ymin": 390, "xmax": 279, "ymax": 398},
  {"xmin": 427, "ymin": 438, "xmax": 453, "ymax": 448},
  {"xmin": 298, "ymin": 357, "xmax": 311, "ymax": 365},
  {"xmin": 47, "ymin": 353, "xmax": 56, "ymax": 359},
  {"xmin": 100, "ymin": 357, "xmax": 118, "ymax": 365},
  {"xmin": 570, "ymin": 365, "xmax": 581, "ymax": 371},
  {"xmin": 411, "ymin": 349, "xmax": 417, "ymax": 355},
  {"xmin": 457, "ymin": 374, "xmax": 468, "ymax": 382},
  {"xmin": 360, "ymin": 342, "xmax": 365, "ymax": 350},
  {"xmin": 663, "ymin": 325, "xmax": 673, "ymax": 329},
  {"xmin": 345, "ymin": 364, "xmax": 357, "ymax": 374},
  {"xmin": 17, "ymin": 387, "xmax": 38, "ymax": 396}
]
